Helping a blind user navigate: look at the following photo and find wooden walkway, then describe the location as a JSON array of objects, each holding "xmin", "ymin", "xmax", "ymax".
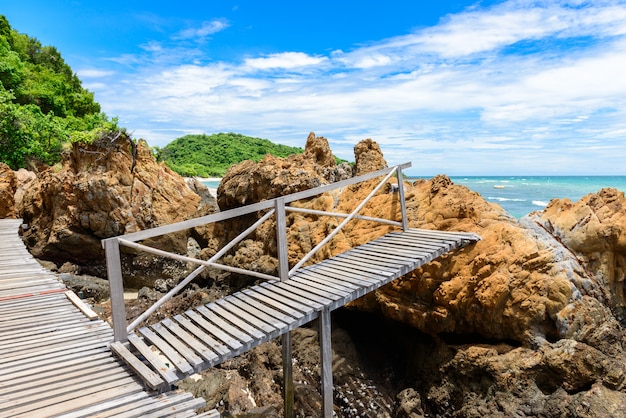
[
  {"xmin": 110, "ymin": 227, "xmax": 480, "ymax": 390},
  {"xmin": 0, "ymin": 219, "xmax": 218, "ymax": 418}
]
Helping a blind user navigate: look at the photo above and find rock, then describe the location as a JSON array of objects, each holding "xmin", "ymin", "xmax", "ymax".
[
  {"xmin": 60, "ymin": 273, "xmax": 110, "ymax": 302},
  {"xmin": 18, "ymin": 132, "xmax": 203, "ymax": 287},
  {"xmin": 14, "ymin": 168, "xmax": 37, "ymax": 213},
  {"xmin": 217, "ymin": 132, "xmax": 349, "ymax": 210},
  {"xmin": 203, "ymin": 135, "xmax": 626, "ymax": 416},
  {"xmin": 0, "ymin": 162, "xmax": 17, "ymax": 218},
  {"xmin": 186, "ymin": 177, "xmax": 219, "ymax": 216},
  {"xmin": 529, "ymin": 188, "xmax": 626, "ymax": 320},
  {"xmin": 396, "ymin": 388, "xmax": 425, "ymax": 418},
  {"xmin": 354, "ymin": 138, "xmax": 387, "ymax": 176}
]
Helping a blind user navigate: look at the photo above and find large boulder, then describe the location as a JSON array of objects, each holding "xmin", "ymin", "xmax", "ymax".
[
  {"xmin": 529, "ymin": 188, "xmax": 626, "ymax": 320},
  {"xmin": 19, "ymin": 132, "xmax": 208, "ymax": 287},
  {"xmin": 217, "ymin": 132, "xmax": 352, "ymax": 210},
  {"xmin": 0, "ymin": 162, "xmax": 17, "ymax": 218}
]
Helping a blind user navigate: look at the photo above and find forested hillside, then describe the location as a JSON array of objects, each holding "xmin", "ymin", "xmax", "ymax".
[
  {"xmin": 156, "ymin": 133, "xmax": 304, "ymax": 177},
  {"xmin": 0, "ymin": 15, "xmax": 116, "ymax": 169}
]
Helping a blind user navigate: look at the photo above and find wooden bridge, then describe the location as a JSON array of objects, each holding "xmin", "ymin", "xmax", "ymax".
[
  {"xmin": 0, "ymin": 219, "xmax": 218, "ymax": 417},
  {"xmin": 102, "ymin": 163, "xmax": 481, "ymax": 416}
]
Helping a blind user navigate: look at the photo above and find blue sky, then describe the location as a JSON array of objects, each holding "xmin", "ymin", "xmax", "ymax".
[{"xmin": 3, "ymin": 0, "xmax": 626, "ymax": 175}]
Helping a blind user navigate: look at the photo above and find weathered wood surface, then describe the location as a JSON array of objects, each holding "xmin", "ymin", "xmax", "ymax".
[
  {"xmin": 113, "ymin": 227, "xmax": 480, "ymax": 388},
  {"xmin": 0, "ymin": 219, "xmax": 216, "ymax": 417}
]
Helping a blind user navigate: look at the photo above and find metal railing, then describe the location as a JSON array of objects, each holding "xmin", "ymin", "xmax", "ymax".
[{"xmin": 103, "ymin": 163, "xmax": 411, "ymax": 342}]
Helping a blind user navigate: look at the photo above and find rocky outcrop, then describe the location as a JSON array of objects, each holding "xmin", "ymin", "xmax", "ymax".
[
  {"xmin": 0, "ymin": 162, "xmax": 17, "ymax": 218},
  {"xmin": 529, "ymin": 188, "xmax": 626, "ymax": 320},
  {"xmin": 217, "ymin": 132, "xmax": 352, "ymax": 210},
  {"xmin": 18, "ymin": 132, "xmax": 210, "ymax": 287},
  {"xmin": 203, "ymin": 135, "xmax": 626, "ymax": 416}
]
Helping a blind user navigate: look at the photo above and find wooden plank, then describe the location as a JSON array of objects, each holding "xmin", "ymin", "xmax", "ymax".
[
  {"xmin": 0, "ymin": 320, "xmax": 110, "ymax": 349},
  {"xmin": 161, "ymin": 317, "xmax": 219, "ymax": 363},
  {"xmin": 292, "ymin": 270, "xmax": 360, "ymax": 293},
  {"xmin": 110, "ymin": 341, "xmax": 167, "ymax": 391},
  {"xmin": 202, "ymin": 301, "xmax": 266, "ymax": 339},
  {"xmin": 2, "ymin": 380, "xmax": 144, "ymax": 417},
  {"xmin": 337, "ymin": 250, "xmax": 408, "ymax": 273},
  {"xmin": 231, "ymin": 291, "xmax": 298, "ymax": 325},
  {"xmin": 184, "ymin": 310, "xmax": 245, "ymax": 351},
  {"xmin": 1, "ymin": 325, "xmax": 112, "ymax": 355},
  {"xmin": 196, "ymin": 305, "xmax": 258, "ymax": 343},
  {"xmin": 127, "ymin": 333, "xmax": 180, "ymax": 384},
  {"xmin": 65, "ymin": 290, "xmax": 99, "ymax": 320},
  {"xmin": 242, "ymin": 287, "xmax": 311, "ymax": 318},
  {"xmin": 131, "ymin": 397, "xmax": 207, "ymax": 418},
  {"xmin": 0, "ymin": 316, "xmax": 94, "ymax": 341},
  {"xmin": 138, "ymin": 326, "xmax": 194, "ymax": 375},
  {"xmin": 259, "ymin": 281, "xmax": 328, "ymax": 310},
  {"xmin": 373, "ymin": 236, "xmax": 453, "ymax": 255},
  {"xmin": 1, "ymin": 364, "xmax": 134, "ymax": 409},
  {"xmin": 221, "ymin": 294, "xmax": 288, "ymax": 332},
  {"xmin": 53, "ymin": 391, "xmax": 150, "ymax": 418},
  {"xmin": 173, "ymin": 314, "xmax": 231, "ymax": 357},
  {"xmin": 2, "ymin": 339, "xmax": 111, "ymax": 371},
  {"xmin": 0, "ymin": 375, "xmax": 139, "ymax": 416},
  {"xmin": 310, "ymin": 260, "xmax": 384, "ymax": 284},
  {"xmin": 301, "ymin": 263, "xmax": 378, "ymax": 287},
  {"xmin": 152, "ymin": 322, "xmax": 205, "ymax": 371},
  {"xmin": 89, "ymin": 392, "xmax": 196, "ymax": 418},
  {"xmin": 0, "ymin": 356, "xmax": 118, "ymax": 395},
  {"xmin": 284, "ymin": 276, "xmax": 349, "ymax": 299},
  {"xmin": 1, "ymin": 350, "xmax": 115, "ymax": 384}
]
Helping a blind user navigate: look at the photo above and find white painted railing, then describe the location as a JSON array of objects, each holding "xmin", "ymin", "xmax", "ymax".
[{"xmin": 103, "ymin": 163, "xmax": 411, "ymax": 342}]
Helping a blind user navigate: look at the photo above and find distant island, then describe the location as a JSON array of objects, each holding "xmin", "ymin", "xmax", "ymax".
[{"xmin": 154, "ymin": 132, "xmax": 304, "ymax": 178}]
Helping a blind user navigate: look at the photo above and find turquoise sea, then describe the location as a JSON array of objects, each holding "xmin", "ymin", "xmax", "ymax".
[
  {"xmin": 203, "ymin": 176, "xmax": 626, "ymax": 219},
  {"xmin": 443, "ymin": 176, "xmax": 626, "ymax": 218}
]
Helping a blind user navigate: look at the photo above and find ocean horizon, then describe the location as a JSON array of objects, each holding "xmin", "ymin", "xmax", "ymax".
[
  {"xmin": 202, "ymin": 175, "xmax": 626, "ymax": 219},
  {"xmin": 443, "ymin": 176, "xmax": 626, "ymax": 218}
]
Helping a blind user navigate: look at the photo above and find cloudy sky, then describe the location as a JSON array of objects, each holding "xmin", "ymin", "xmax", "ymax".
[{"xmin": 4, "ymin": 0, "xmax": 626, "ymax": 175}]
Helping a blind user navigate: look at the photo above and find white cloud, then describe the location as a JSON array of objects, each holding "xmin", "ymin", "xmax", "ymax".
[
  {"xmin": 93, "ymin": 0, "xmax": 626, "ymax": 175},
  {"xmin": 76, "ymin": 69, "xmax": 116, "ymax": 78},
  {"xmin": 244, "ymin": 52, "xmax": 328, "ymax": 70},
  {"xmin": 175, "ymin": 19, "xmax": 229, "ymax": 40}
]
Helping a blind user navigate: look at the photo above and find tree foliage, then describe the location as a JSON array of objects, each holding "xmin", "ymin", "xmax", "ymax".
[
  {"xmin": 156, "ymin": 133, "xmax": 305, "ymax": 177},
  {"xmin": 0, "ymin": 15, "xmax": 115, "ymax": 169}
]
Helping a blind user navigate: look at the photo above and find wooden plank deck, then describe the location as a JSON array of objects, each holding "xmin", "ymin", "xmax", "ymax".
[
  {"xmin": 0, "ymin": 219, "xmax": 217, "ymax": 418},
  {"xmin": 112, "ymin": 227, "xmax": 480, "ymax": 388}
]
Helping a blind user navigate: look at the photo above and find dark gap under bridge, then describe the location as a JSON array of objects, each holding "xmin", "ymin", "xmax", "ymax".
[{"xmin": 103, "ymin": 163, "xmax": 480, "ymax": 417}]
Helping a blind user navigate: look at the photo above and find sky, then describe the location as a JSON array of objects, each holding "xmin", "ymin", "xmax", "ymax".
[{"xmin": 3, "ymin": 0, "xmax": 626, "ymax": 176}]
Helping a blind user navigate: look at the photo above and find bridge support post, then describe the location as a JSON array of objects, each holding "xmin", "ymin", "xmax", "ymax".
[
  {"xmin": 282, "ymin": 333, "xmax": 294, "ymax": 418},
  {"xmin": 319, "ymin": 307, "xmax": 333, "ymax": 417}
]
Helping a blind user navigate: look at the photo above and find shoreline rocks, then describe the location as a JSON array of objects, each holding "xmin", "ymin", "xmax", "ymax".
[{"xmin": 2, "ymin": 131, "xmax": 626, "ymax": 416}]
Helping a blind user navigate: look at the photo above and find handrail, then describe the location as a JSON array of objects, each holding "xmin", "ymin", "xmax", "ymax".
[
  {"xmin": 124, "ymin": 208, "xmax": 277, "ymax": 333},
  {"xmin": 288, "ymin": 168, "xmax": 397, "ymax": 276},
  {"xmin": 103, "ymin": 163, "xmax": 411, "ymax": 341}
]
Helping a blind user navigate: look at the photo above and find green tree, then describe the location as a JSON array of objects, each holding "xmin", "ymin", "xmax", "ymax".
[
  {"xmin": 0, "ymin": 15, "xmax": 112, "ymax": 169},
  {"xmin": 159, "ymin": 133, "xmax": 305, "ymax": 177}
]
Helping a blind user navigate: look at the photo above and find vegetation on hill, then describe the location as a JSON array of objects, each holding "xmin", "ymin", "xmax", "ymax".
[
  {"xmin": 155, "ymin": 133, "xmax": 305, "ymax": 177},
  {"xmin": 0, "ymin": 15, "xmax": 117, "ymax": 169}
]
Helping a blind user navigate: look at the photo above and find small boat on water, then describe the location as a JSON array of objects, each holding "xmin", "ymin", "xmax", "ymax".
[{"xmin": 493, "ymin": 185, "xmax": 506, "ymax": 189}]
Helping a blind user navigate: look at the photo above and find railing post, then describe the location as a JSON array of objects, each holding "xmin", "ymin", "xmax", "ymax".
[
  {"xmin": 103, "ymin": 238, "xmax": 128, "ymax": 342},
  {"xmin": 396, "ymin": 165, "xmax": 409, "ymax": 231},
  {"xmin": 275, "ymin": 197, "xmax": 289, "ymax": 281},
  {"xmin": 275, "ymin": 197, "xmax": 294, "ymax": 417}
]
